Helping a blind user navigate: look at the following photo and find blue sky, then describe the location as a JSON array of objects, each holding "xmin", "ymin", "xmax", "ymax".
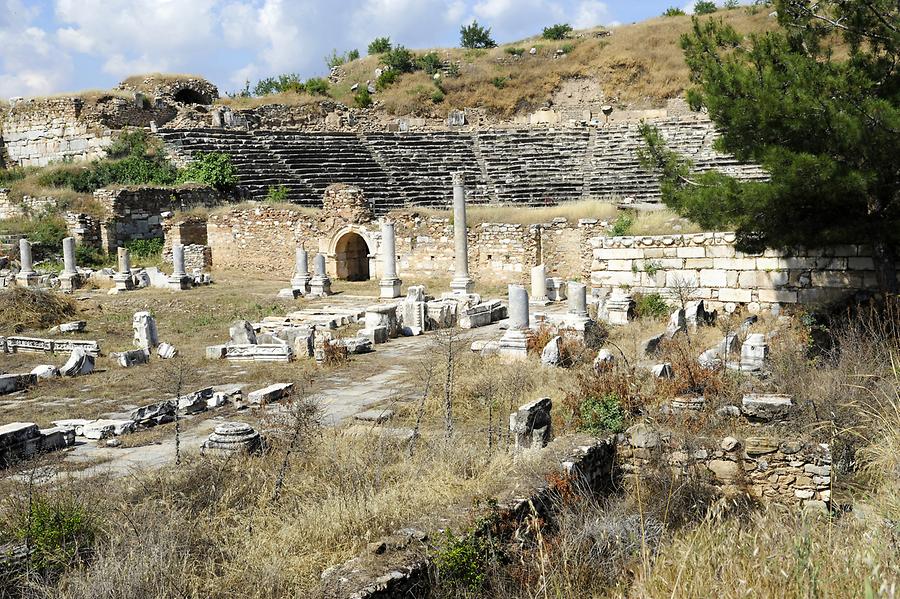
[{"xmin": 0, "ymin": 0, "xmax": 722, "ymax": 98}]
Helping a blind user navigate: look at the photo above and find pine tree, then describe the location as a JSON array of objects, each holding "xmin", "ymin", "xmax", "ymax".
[{"xmin": 639, "ymin": 0, "xmax": 899, "ymax": 293}]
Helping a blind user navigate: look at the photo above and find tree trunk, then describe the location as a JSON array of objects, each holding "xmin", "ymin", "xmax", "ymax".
[{"xmin": 872, "ymin": 239, "xmax": 899, "ymax": 295}]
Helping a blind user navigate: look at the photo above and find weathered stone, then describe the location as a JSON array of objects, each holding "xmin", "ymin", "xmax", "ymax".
[
  {"xmin": 354, "ymin": 408, "xmax": 395, "ymax": 423},
  {"xmin": 130, "ymin": 401, "xmax": 176, "ymax": 424},
  {"xmin": 745, "ymin": 436, "xmax": 780, "ymax": 455},
  {"xmin": 720, "ymin": 436, "xmax": 740, "ymax": 451},
  {"xmin": 157, "ymin": 342, "xmax": 178, "ymax": 359},
  {"xmin": 365, "ymin": 305, "xmax": 400, "ymax": 338},
  {"xmin": 202, "ymin": 422, "xmax": 263, "ymax": 456},
  {"xmin": 116, "ymin": 348, "xmax": 150, "ymax": 368},
  {"xmin": 229, "ymin": 320, "xmax": 258, "ymax": 345},
  {"xmin": 740, "ymin": 333, "xmax": 769, "ymax": 371},
  {"xmin": 741, "ymin": 394, "xmax": 794, "ymax": 421},
  {"xmin": 627, "ymin": 423, "xmax": 659, "ymax": 449},
  {"xmin": 541, "ymin": 335, "xmax": 563, "ymax": 367},
  {"xmin": 82, "ymin": 419, "xmax": 135, "ymax": 440},
  {"xmin": 30, "ymin": 365, "xmax": 59, "ymax": 379},
  {"xmin": 225, "ymin": 344, "xmax": 292, "ymax": 363},
  {"xmin": 708, "ymin": 459, "xmax": 740, "ymax": 482},
  {"xmin": 509, "ymin": 397, "xmax": 552, "ymax": 450},
  {"xmin": 248, "ymin": 383, "xmax": 294, "ymax": 405},
  {"xmin": 642, "ymin": 333, "xmax": 665, "ymax": 356},
  {"xmin": 651, "ymin": 363, "xmax": 674, "ymax": 378},
  {"xmin": 593, "ymin": 348, "xmax": 616, "ymax": 373},
  {"xmin": 132, "ymin": 311, "xmax": 159, "ymax": 350},
  {"xmin": 60, "ymin": 349, "xmax": 95, "ymax": 377},
  {"xmin": 665, "ymin": 308, "xmax": 687, "ymax": 338}
]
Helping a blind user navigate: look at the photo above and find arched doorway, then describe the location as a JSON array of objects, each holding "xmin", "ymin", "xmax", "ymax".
[
  {"xmin": 334, "ymin": 232, "xmax": 371, "ymax": 281},
  {"xmin": 173, "ymin": 88, "xmax": 211, "ymax": 105}
]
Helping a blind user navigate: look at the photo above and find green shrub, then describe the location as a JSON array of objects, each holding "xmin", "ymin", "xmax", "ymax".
[
  {"xmin": 368, "ymin": 36, "xmax": 392, "ymax": 55},
  {"xmin": 0, "ymin": 166, "xmax": 28, "ymax": 186},
  {"xmin": 125, "ymin": 237, "xmax": 164, "ymax": 259},
  {"xmin": 304, "ymin": 77, "xmax": 330, "ymax": 96},
  {"xmin": 435, "ymin": 507, "xmax": 502, "ymax": 593},
  {"xmin": 381, "ymin": 46, "xmax": 416, "ymax": 73},
  {"xmin": 504, "ymin": 47, "xmax": 525, "ymax": 56},
  {"xmin": 694, "ymin": 1, "xmax": 718, "ymax": 14},
  {"xmin": 178, "ymin": 152, "xmax": 237, "ymax": 190},
  {"xmin": 542, "ymin": 23, "xmax": 573, "ymax": 40},
  {"xmin": 491, "ymin": 76, "xmax": 507, "ymax": 89},
  {"xmin": 376, "ymin": 70, "xmax": 400, "ymax": 90},
  {"xmin": 354, "ymin": 87, "xmax": 373, "ymax": 108},
  {"xmin": 431, "ymin": 89, "xmax": 446, "ymax": 103},
  {"xmin": 610, "ymin": 214, "xmax": 633, "ymax": 236},
  {"xmin": 663, "ymin": 7, "xmax": 687, "ymax": 16},
  {"xmin": 561, "ymin": 43, "xmax": 576, "ymax": 54},
  {"xmin": 446, "ymin": 62, "xmax": 461, "ymax": 77},
  {"xmin": 75, "ymin": 244, "xmax": 109, "ymax": 268},
  {"xmin": 417, "ymin": 52, "xmax": 443, "ymax": 74},
  {"xmin": 14, "ymin": 495, "xmax": 96, "ymax": 574},
  {"xmin": 724, "ymin": 0, "xmax": 739, "ymax": 7},
  {"xmin": 0, "ymin": 214, "xmax": 68, "ymax": 261},
  {"xmin": 579, "ymin": 394, "xmax": 626, "ymax": 434},
  {"xmin": 634, "ymin": 292, "xmax": 672, "ymax": 319},
  {"xmin": 266, "ymin": 184, "xmax": 288, "ymax": 203},
  {"xmin": 325, "ymin": 49, "xmax": 346, "ymax": 69},
  {"xmin": 348, "ymin": 49, "xmax": 360, "ymax": 62},
  {"xmin": 105, "ymin": 127, "xmax": 151, "ymax": 159},
  {"xmin": 460, "ymin": 20, "xmax": 497, "ymax": 49}
]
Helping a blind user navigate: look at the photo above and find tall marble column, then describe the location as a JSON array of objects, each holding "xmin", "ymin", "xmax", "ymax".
[
  {"xmin": 59, "ymin": 237, "xmax": 82, "ymax": 293},
  {"xmin": 15, "ymin": 239, "xmax": 38, "ymax": 287},
  {"xmin": 308, "ymin": 252, "xmax": 332, "ymax": 297},
  {"xmin": 499, "ymin": 284, "xmax": 530, "ymax": 360},
  {"xmin": 111, "ymin": 247, "xmax": 133, "ymax": 293},
  {"xmin": 379, "ymin": 221, "xmax": 402, "ymax": 299},
  {"xmin": 168, "ymin": 243, "xmax": 191, "ymax": 290},
  {"xmin": 291, "ymin": 247, "xmax": 311, "ymax": 295},
  {"xmin": 449, "ymin": 172, "xmax": 474, "ymax": 295},
  {"xmin": 530, "ymin": 264, "xmax": 548, "ymax": 304}
]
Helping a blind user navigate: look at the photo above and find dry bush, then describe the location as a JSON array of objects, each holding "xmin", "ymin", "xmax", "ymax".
[
  {"xmin": 655, "ymin": 336, "xmax": 738, "ymax": 402},
  {"xmin": 0, "ymin": 288, "xmax": 77, "ymax": 333},
  {"xmin": 322, "ymin": 340, "xmax": 349, "ymax": 366},
  {"xmin": 526, "ymin": 324, "xmax": 555, "ymax": 355}
]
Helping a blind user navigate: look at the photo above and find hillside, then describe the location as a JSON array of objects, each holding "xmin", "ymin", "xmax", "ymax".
[{"xmin": 220, "ymin": 7, "xmax": 777, "ymax": 118}]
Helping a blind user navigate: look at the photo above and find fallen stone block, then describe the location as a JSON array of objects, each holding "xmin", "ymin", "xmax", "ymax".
[
  {"xmin": 132, "ymin": 311, "xmax": 159, "ymax": 350},
  {"xmin": 178, "ymin": 387, "xmax": 214, "ymax": 414},
  {"xmin": 665, "ymin": 308, "xmax": 687, "ymax": 339},
  {"xmin": 354, "ymin": 408, "xmax": 395, "ymax": 423},
  {"xmin": 205, "ymin": 345, "xmax": 227, "ymax": 359},
  {"xmin": 541, "ymin": 336, "xmax": 563, "ymax": 367},
  {"xmin": 52, "ymin": 321, "xmax": 87, "ymax": 334},
  {"xmin": 510, "ymin": 397, "xmax": 553, "ymax": 450},
  {"xmin": 224, "ymin": 344, "xmax": 293, "ymax": 363},
  {"xmin": 157, "ymin": 343, "xmax": 178, "ymax": 359},
  {"xmin": 0, "ymin": 422, "xmax": 41, "ymax": 465},
  {"xmin": 248, "ymin": 383, "xmax": 294, "ymax": 405},
  {"xmin": 115, "ymin": 348, "xmax": 150, "ymax": 368},
  {"xmin": 651, "ymin": 363, "xmax": 674, "ymax": 379},
  {"xmin": 361, "ymin": 326, "xmax": 389, "ymax": 345},
  {"xmin": 38, "ymin": 426, "xmax": 75, "ymax": 452},
  {"xmin": 593, "ymin": 349, "xmax": 616, "ymax": 373},
  {"xmin": 336, "ymin": 337, "xmax": 373, "ymax": 355},
  {"xmin": 201, "ymin": 422, "xmax": 263, "ymax": 456},
  {"xmin": 52, "ymin": 419, "xmax": 93, "ymax": 436},
  {"xmin": 229, "ymin": 320, "xmax": 258, "ymax": 345},
  {"xmin": 60, "ymin": 349, "xmax": 95, "ymax": 377},
  {"xmin": 130, "ymin": 401, "xmax": 176, "ymax": 424},
  {"xmin": 741, "ymin": 394, "xmax": 794, "ymax": 422},
  {"xmin": 30, "ymin": 365, "xmax": 60, "ymax": 379},
  {"xmin": 642, "ymin": 333, "xmax": 665, "ymax": 356},
  {"xmin": 82, "ymin": 419, "xmax": 135, "ymax": 440},
  {"xmin": 401, "ymin": 326, "xmax": 423, "ymax": 336},
  {"xmin": 459, "ymin": 304, "xmax": 493, "ymax": 329},
  {"xmin": 0, "ymin": 373, "xmax": 37, "ymax": 395}
]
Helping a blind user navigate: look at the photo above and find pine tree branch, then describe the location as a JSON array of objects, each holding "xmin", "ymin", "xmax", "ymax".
[{"xmin": 789, "ymin": 0, "xmax": 893, "ymax": 43}]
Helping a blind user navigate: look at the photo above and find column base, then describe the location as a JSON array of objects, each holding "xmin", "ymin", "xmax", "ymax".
[
  {"xmin": 308, "ymin": 276, "xmax": 332, "ymax": 297},
  {"xmin": 450, "ymin": 276, "xmax": 474, "ymax": 295},
  {"xmin": 110, "ymin": 273, "xmax": 134, "ymax": 294},
  {"xmin": 499, "ymin": 329, "xmax": 530, "ymax": 361},
  {"xmin": 530, "ymin": 297, "xmax": 550, "ymax": 306},
  {"xmin": 379, "ymin": 278, "xmax": 402, "ymax": 299},
  {"xmin": 168, "ymin": 275, "xmax": 192, "ymax": 291},
  {"xmin": 15, "ymin": 272, "xmax": 39, "ymax": 288},
  {"xmin": 291, "ymin": 275, "xmax": 311, "ymax": 296},
  {"xmin": 564, "ymin": 314, "xmax": 592, "ymax": 331},
  {"xmin": 58, "ymin": 272, "xmax": 82, "ymax": 293}
]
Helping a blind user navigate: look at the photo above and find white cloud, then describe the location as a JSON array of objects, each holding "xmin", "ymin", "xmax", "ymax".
[
  {"xmin": 0, "ymin": 2, "xmax": 72, "ymax": 97},
  {"xmin": 572, "ymin": 1, "xmax": 611, "ymax": 29}
]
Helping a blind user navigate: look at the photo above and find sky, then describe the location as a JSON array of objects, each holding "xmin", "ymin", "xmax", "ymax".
[{"xmin": 0, "ymin": 0, "xmax": 725, "ymax": 99}]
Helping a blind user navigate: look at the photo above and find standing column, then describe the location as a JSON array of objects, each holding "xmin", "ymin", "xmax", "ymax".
[
  {"xmin": 530, "ymin": 264, "xmax": 548, "ymax": 304},
  {"xmin": 291, "ymin": 247, "xmax": 311, "ymax": 296},
  {"xmin": 499, "ymin": 284, "xmax": 530, "ymax": 360},
  {"xmin": 15, "ymin": 239, "xmax": 38, "ymax": 287},
  {"xmin": 111, "ymin": 247, "xmax": 133, "ymax": 294},
  {"xmin": 379, "ymin": 221, "xmax": 402, "ymax": 299},
  {"xmin": 308, "ymin": 252, "xmax": 332, "ymax": 297},
  {"xmin": 59, "ymin": 237, "xmax": 82, "ymax": 293},
  {"xmin": 449, "ymin": 172, "xmax": 474, "ymax": 295},
  {"xmin": 566, "ymin": 281, "xmax": 591, "ymax": 330},
  {"xmin": 168, "ymin": 243, "xmax": 191, "ymax": 290}
]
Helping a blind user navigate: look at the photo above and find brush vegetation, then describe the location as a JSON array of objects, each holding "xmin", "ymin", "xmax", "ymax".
[{"xmin": 0, "ymin": 287, "xmax": 77, "ymax": 332}]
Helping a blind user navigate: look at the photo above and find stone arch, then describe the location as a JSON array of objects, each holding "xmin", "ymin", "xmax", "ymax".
[
  {"xmin": 328, "ymin": 226, "xmax": 374, "ymax": 281},
  {"xmin": 173, "ymin": 88, "xmax": 211, "ymax": 105}
]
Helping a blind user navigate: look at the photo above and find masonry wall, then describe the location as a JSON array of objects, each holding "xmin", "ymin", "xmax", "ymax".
[
  {"xmin": 1, "ymin": 97, "xmax": 175, "ymax": 167},
  {"xmin": 590, "ymin": 232, "xmax": 892, "ymax": 311},
  {"xmin": 95, "ymin": 185, "xmax": 223, "ymax": 252}
]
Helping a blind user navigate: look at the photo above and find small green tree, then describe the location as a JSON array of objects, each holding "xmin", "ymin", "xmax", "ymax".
[
  {"xmin": 460, "ymin": 20, "xmax": 497, "ymax": 49},
  {"xmin": 693, "ymin": 1, "xmax": 718, "ymax": 14},
  {"xmin": 368, "ymin": 36, "xmax": 392, "ymax": 54},
  {"xmin": 325, "ymin": 49, "xmax": 346, "ymax": 69},
  {"xmin": 639, "ymin": 1, "xmax": 900, "ymax": 293},
  {"xmin": 348, "ymin": 49, "xmax": 360, "ymax": 61},
  {"xmin": 542, "ymin": 23, "xmax": 573, "ymax": 40},
  {"xmin": 663, "ymin": 7, "xmax": 687, "ymax": 16},
  {"xmin": 381, "ymin": 46, "xmax": 416, "ymax": 73},
  {"xmin": 417, "ymin": 51, "xmax": 443, "ymax": 74},
  {"xmin": 354, "ymin": 87, "xmax": 373, "ymax": 108},
  {"xmin": 304, "ymin": 77, "xmax": 330, "ymax": 95}
]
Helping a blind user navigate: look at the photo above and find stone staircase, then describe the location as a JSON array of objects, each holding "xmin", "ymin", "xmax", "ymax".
[{"xmin": 159, "ymin": 119, "xmax": 767, "ymax": 213}]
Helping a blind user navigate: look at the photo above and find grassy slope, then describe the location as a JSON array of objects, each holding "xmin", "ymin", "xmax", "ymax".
[{"xmin": 222, "ymin": 8, "xmax": 775, "ymax": 117}]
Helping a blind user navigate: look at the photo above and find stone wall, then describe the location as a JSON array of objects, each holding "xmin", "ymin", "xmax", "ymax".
[
  {"xmin": 619, "ymin": 425, "xmax": 832, "ymax": 510},
  {"xmin": 64, "ymin": 212, "xmax": 101, "ymax": 248},
  {"xmin": 95, "ymin": 185, "xmax": 223, "ymax": 252},
  {"xmin": 0, "ymin": 96, "xmax": 176, "ymax": 167},
  {"xmin": 590, "ymin": 232, "xmax": 893, "ymax": 312}
]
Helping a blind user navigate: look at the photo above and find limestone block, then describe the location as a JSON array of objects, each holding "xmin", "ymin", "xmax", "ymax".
[
  {"xmin": 361, "ymin": 326, "xmax": 389, "ymax": 344},
  {"xmin": 742, "ymin": 394, "xmax": 794, "ymax": 422},
  {"xmin": 651, "ymin": 363, "xmax": 674, "ymax": 378},
  {"xmin": 202, "ymin": 422, "xmax": 263, "ymax": 456},
  {"xmin": 60, "ymin": 349, "xmax": 95, "ymax": 377},
  {"xmin": 699, "ymin": 269, "xmax": 728, "ymax": 287},
  {"xmin": 738, "ymin": 270, "xmax": 789, "ymax": 289},
  {"xmin": 130, "ymin": 401, "xmax": 176, "ymax": 424},
  {"xmin": 364, "ymin": 305, "xmax": 400, "ymax": 338},
  {"xmin": 82, "ymin": 419, "xmax": 135, "ymax": 440},
  {"xmin": 229, "ymin": 320, "xmax": 258, "ymax": 345},
  {"xmin": 116, "ymin": 348, "xmax": 150, "ymax": 368},
  {"xmin": 717, "ymin": 288, "xmax": 752, "ymax": 303},
  {"xmin": 541, "ymin": 336, "xmax": 563, "ymax": 367},
  {"xmin": 757, "ymin": 289, "xmax": 799, "ymax": 304},
  {"xmin": 30, "ymin": 365, "xmax": 60, "ymax": 379},
  {"xmin": 248, "ymin": 383, "xmax": 294, "ymax": 405},
  {"xmin": 509, "ymin": 397, "xmax": 552, "ymax": 450}
]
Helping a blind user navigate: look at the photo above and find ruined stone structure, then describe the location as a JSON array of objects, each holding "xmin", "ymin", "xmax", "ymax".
[
  {"xmin": 157, "ymin": 118, "xmax": 767, "ymax": 209},
  {"xmin": 590, "ymin": 232, "xmax": 894, "ymax": 311}
]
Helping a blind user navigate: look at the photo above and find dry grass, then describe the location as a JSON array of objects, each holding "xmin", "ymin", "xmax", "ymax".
[
  {"xmin": 207, "ymin": 202, "xmax": 322, "ymax": 216},
  {"xmin": 217, "ymin": 91, "xmax": 323, "ymax": 110},
  {"xmin": 411, "ymin": 199, "xmax": 620, "ymax": 226},
  {"xmin": 319, "ymin": 8, "xmax": 775, "ymax": 117},
  {"xmin": 628, "ymin": 209, "xmax": 703, "ymax": 236},
  {"xmin": 0, "ymin": 288, "xmax": 77, "ymax": 333},
  {"xmin": 120, "ymin": 73, "xmax": 204, "ymax": 88}
]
